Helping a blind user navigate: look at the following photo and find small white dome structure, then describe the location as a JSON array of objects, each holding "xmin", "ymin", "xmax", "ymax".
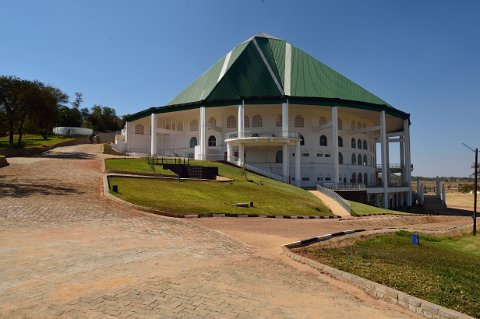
[{"xmin": 53, "ymin": 127, "xmax": 93, "ymax": 136}]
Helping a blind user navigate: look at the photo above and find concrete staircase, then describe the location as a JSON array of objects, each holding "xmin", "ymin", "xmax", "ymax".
[{"xmin": 423, "ymin": 195, "xmax": 448, "ymax": 213}]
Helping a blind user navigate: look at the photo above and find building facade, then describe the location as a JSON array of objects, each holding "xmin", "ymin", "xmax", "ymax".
[{"xmin": 114, "ymin": 33, "xmax": 412, "ymax": 209}]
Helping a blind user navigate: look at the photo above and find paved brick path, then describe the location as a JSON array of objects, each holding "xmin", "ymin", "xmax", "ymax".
[{"xmin": 0, "ymin": 144, "xmax": 419, "ymax": 318}]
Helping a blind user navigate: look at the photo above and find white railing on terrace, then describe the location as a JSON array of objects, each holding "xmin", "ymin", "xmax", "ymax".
[
  {"xmin": 316, "ymin": 184, "xmax": 352, "ymax": 213},
  {"xmin": 376, "ymin": 163, "xmax": 414, "ymax": 170},
  {"xmin": 225, "ymin": 130, "xmax": 300, "ymax": 140},
  {"xmin": 320, "ymin": 183, "xmax": 366, "ymax": 190}
]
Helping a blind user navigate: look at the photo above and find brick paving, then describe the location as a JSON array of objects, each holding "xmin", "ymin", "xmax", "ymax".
[{"xmin": 0, "ymin": 144, "xmax": 419, "ymax": 318}]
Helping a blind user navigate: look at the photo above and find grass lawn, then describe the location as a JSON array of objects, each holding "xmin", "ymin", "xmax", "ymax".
[
  {"xmin": 107, "ymin": 159, "xmax": 332, "ymax": 216},
  {"xmin": 296, "ymin": 231, "xmax": 480, "ymax": 317},
  {"xmin": 0, "ymin": 134, "xmax": 75, "ymax": 149},
  {"xmin": 105, "ymin": 158, "xmax": 177, "ymax": 176},
  {"xmin": 349, "ymin": 201, "xmax": 407, "ymax": 216}
]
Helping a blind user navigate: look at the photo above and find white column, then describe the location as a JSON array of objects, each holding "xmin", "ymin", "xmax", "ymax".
[
  {"xmin": 226, "ymin": 143, "xmax": 232, "ymax": 162},
  {"xmin": 124, "ymin": 121, "xmax": 129, "ymax": 150},
  {"xmin": 400, "ymin": 137, "xmax": 405, "ymax": 183},
  {"xmin": 238, "ymin": 101, "xmax": 244, "ymax": 138},
  {"xmin": 380, "ymin": 110, "xmax": 389, "ymax": 209},
  {"xmin": 295, "ymin": 142, "xmax": 301, "ymax": 187},
  {"xmin": 436, "ymin": 176, "xmax": 441, "ymax": 198},
  {"xmin": 199, "ymin": 106, "xmax": 206, "ymax": 160},
  {"xmin": 238, "ymin": 143, "xmax": 244, "ymax": 167},
  {"xmin": 150, "ymin": 113, "xmax": 157, "ymax": 156},
  {"xmin": 404, "ymin": 119, "xmax": 412, "ymax": 206},
  {"xmin": 331, "ymin": 107, "xmax": 339, "ymax": 184},
  {"xmin": 442, "ymin": 186, "xmax": 446, "ymax": 205},
  {"xmin": 282, "ymin": 144, "xmax": 289, "ymax": 183},
  {"xmin": 282, "ymin": 101, "xmax": 289, "ymax": 137}
]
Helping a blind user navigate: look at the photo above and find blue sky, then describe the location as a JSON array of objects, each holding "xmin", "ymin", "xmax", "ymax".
[{"xmin": 1, "ymin": 0, "xmax": 479, "ymax": 177}]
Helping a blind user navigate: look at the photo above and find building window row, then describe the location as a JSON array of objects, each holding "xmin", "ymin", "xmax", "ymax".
[
  {"xmin": 351, "ymin": 138, "xmax": 369, "ymax": 150},
  {"xmin": 351, "ymin": 153, "xmax": 369, "ymax": 166}
]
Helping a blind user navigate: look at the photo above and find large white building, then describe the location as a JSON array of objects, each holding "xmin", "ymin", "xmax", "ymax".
[{"xmin": 114, "ymin": 33, "xmax": 412, "ymax": 209}]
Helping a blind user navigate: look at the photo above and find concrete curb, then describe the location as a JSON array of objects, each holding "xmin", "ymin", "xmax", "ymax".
[
  {"xmin": 103, "ymin": 174, "xmax": 341, "ymax": 220},
  {"xmin": 282, "ymin": 229, "xmax": 475, "ymax": 319}
]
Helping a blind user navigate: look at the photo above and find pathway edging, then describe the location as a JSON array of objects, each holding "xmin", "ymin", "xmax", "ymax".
[{"xmin": 282, "ymin": 228, "xmax": 475, "ymax": 319}]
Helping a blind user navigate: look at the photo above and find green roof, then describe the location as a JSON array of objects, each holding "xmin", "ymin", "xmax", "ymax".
[{"xmin": 128, "ymin": 33, "xmax": 408, "ymax": 121}]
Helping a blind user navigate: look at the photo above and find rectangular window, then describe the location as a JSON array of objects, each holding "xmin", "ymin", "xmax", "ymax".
[
  {"xmin": 317, "ymin": 153, "xmax": 323, "ymax": 157},
  {"xmin": 302, "ymin": 177, "xmax": 310, "ymax": 181},
  {"xmin": 325, "ymin": 177, "xmax": 331, "ymax": 181},
  {"xmin": 302, "ymin": 153, "xmax": 309, "ymax": 157},
  {"xmin": 317, "ymin": 177, "xmax": 323, "ymax": 181},
  {"xmin": 325, "ymin": 154, "xmax": 331, "ymax": 158}
]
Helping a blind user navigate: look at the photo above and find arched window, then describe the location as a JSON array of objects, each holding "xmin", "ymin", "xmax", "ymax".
[
  {"xmin": 351, "ymin": 153, "xmax": 356, "ymax": 165},
  {"xmin": 252, "ymin": 114, "xmax": 262, "ymax": 127},
  {"xmin": 319, "ymin": 116, "xmax": 327, "ymax": 126},
  {"xmin": 363, "ymin": 140, "xmax": 368, "ymax": 150},
  {"xmin": 358, "ymin": 154, "xmax": 362, "ymax": 166},
  {"xmin": 338, "ymin": 152, "xmax": 343, "ymax": 164},
  {"xmin": 338, "ymin": 136, "xmax": 343, "ymax": 147},
  {"xmin": 358, "ymin": 139, "xmax": 362, "ymax": 149},
  {"xmin": 294, "ymin": 115, "xmax": 304, "ymax": 128},
  {"xmin": 299, "ymin": 134, "xmax": 305, "ymax": 146},
  {"xmin": 338, "ymin": 118, "xmax": 343, "ymax": 130},
  {"xmin": 320, "ymin": 135, "xmax": 327, "ymax": 146},
  {"xmin": 208, "ymin": 117, "xmax": 216, "ymax": 127},
  {"xmin": 275, "ymin": 114, "xmax": 282, "ymax": 127},
  {"xmin": 364, "ymin": 173, "xmax": 368, "ymax": 186},
  {"xmin": 134, "ymin": 124, "xmax": 144, "ymax": 135},
  {"xmin": 189, "ymin": 137, "xmax": 197, "ymax": 148},
  {"xmin": 244, "ymin": 115, "xmax": 250, "ymax": 128},
  {"xmin": 190, "ymin": 119, "xmax": 198, "ymax": 131},
  {"xmin": 208, "ymin": 135, "xmax": 216, "ymax": 147},
  {"xmin": 276, "ymin": 150, "xmax": 283, "ymax": 163},
  {"xmin": 351, "ymin": 138, "xmax": 356, "ymax": 148},
  {"xmin": 358, "ymin": 173, "xmax": 362, "ymax": 184},
  {"xmin": 351, "ymin": 121, "xmax": 356, "ymax": 130},
  {"xmin": 363, "ymin": 154, "xmax": 368, "ymax": 166},
  {"xmin": 227, "ymin": 115, "xmax": 236, "ymax": 128},
  {"xmin": 351, "ymin": 173, "xmax": 357, "ymax": 183}
]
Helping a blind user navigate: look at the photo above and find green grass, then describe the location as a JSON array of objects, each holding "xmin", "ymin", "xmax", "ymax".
[
  {"xmin": 107, "ymin": 159, "xmax": 331, "ymax": 216},
  {"xmin": 349, "ymin": 200, "xmax": 407, "ymax": 216},
  {"xmin": 105, "ymin": 158, "xmax": 177, "ymax": 176},
  {"xmin": 296, "ymin": 231, "xmax": 480, "ymax": 317},
  {"xmin": 0, "ymin": 134, "xmax": 75, "ymax": 149}
]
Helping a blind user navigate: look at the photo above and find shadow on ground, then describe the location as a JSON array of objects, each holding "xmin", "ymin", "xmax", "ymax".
[
  {"xmin": 33, "ymin": 151, "xmax": 96, "ymax": 160},
  {"xmin": 0, "ymin": 179, "xmax": 83, "ymax": 198}
]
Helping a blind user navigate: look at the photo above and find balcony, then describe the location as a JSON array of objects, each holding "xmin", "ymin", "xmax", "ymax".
[
  {"xmin": 376, "ymin": 163, "xmax": 414, "ymax": 172},
  {"xmin": 225, "ymin": 130, "xmax": 300, "ymax": 145}
]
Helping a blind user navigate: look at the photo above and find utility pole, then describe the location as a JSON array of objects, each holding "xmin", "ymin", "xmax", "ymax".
[
  {"xmin": 474, "ymin": 148, "xmax": 477, "ymax": 235},
  {"xmin": 462, "ymin": 143, "xmax": 478, "ymax": 235}
]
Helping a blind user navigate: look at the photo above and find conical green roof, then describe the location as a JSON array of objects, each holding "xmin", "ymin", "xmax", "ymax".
[
  {"xmin": 128, "ymin": 33, "xmax": 408, "ymax": 122},
  {"xmin": 167, "ymin": 33, "xmax": 389, "ymax": 107}
]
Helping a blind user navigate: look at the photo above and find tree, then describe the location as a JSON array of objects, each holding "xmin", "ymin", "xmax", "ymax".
[
  {"xmin": 0, "ymin": 76, "xmax": 68, "ymax": 146},
  {"xmin": 89, "ymin": 105, "xmax": 121, "ymax": 132},
  {"xmin": 0, "ymin": 76, "xmax": 22, "ymax": 147}
]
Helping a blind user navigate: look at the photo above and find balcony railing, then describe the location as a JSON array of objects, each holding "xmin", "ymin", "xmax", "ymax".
[
  {"xmin": 225, "ymin": 130, "xmax": 300, "ymax": 140},
  {"xmin": 320, "ymin": 183, "xmax": 367, "ymax": 190},
  {"xmin": 376, "ymin": 164, "xmax": 414, "ymax": 170}
]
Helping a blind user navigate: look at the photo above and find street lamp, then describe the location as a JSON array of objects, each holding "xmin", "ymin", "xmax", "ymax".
[{"xmin": 462, "ymin": 143, "xmax": 477, "ymax": 236}]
